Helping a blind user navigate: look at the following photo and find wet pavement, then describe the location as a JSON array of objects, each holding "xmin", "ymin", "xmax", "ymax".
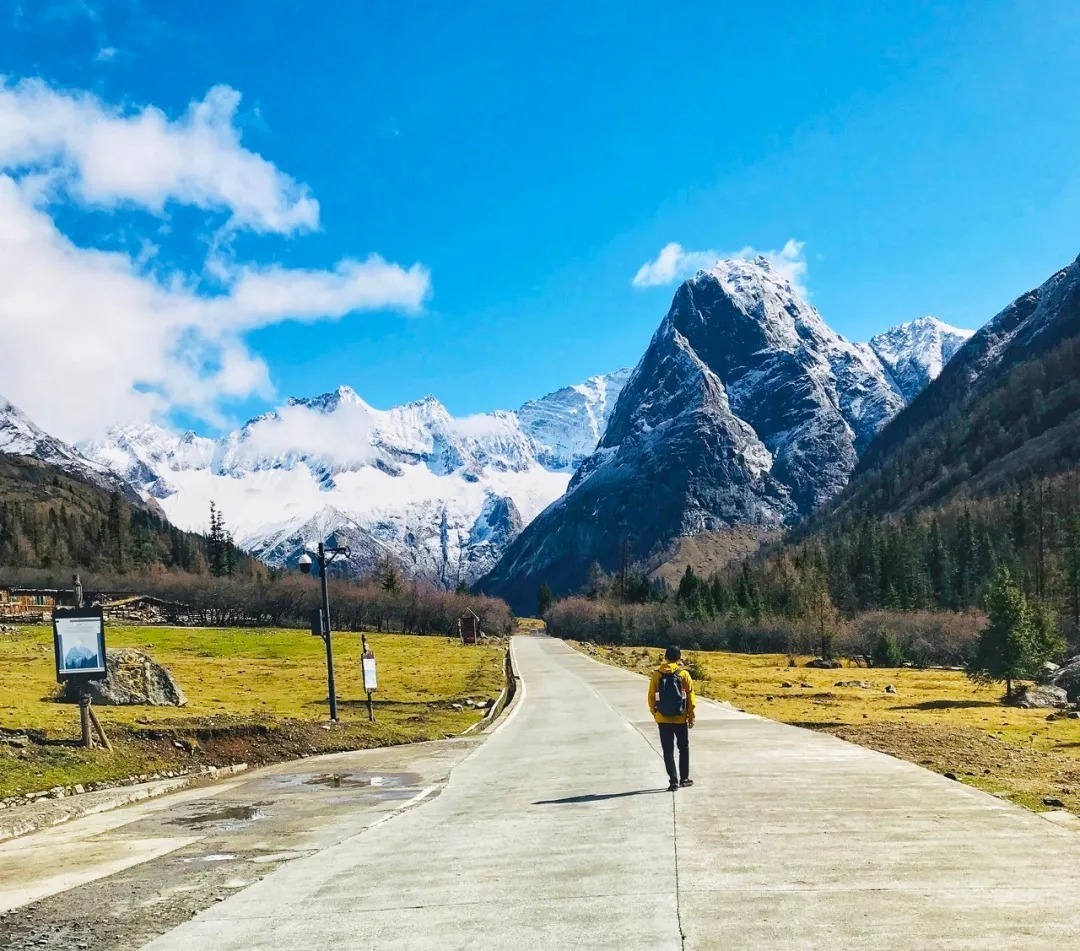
[{"xmin": 0, "ymin": 739, "xmax": 482, "ymax": 950}]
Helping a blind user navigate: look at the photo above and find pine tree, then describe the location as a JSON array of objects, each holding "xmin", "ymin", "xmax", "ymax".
[
  {"xmin": 381, "ymin": 563, "xmax": 401, "ymax": 593},
  {"xmin": 968, "ymin": 568, "xmax": 1037, "ymax": 699},
  {"xmin": 954, "ymin": 511, "xmax": 978, "ymax": 607},
  {"xmin": 1064, "ymin": 513, "xmax": 1080, "ymax": 633},
  {"xmin": 872, "ymin": 630, "xmax": 904, "ymax": 668},
  {"xmin": 207, "ymin": 502, "xmax": 228, "ymax": 577},
  {"xmin": 1030, "ymin": 599, "xmax": 1065, "ymax": 673},
  {"xmin": 677, "ymin": 565, "xmax": 701, "ymax": 602},
  {"xmin": 927, "ymin": 517, "xmax": 952, "ymax": 608},
  {"xmin": 107, "ymin": 491, "xmax": 127, "ymax": 573},
  {"xmin": 537, "ymin": 583, "xmax": 554, "ymax": 617}
]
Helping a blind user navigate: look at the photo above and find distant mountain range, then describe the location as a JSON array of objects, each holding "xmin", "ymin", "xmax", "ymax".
[
  {"xmin": 78, "ymin": 371, "xmax": 632, "ymax": 586},
  {"xmin": 1, "ymin": 255, "xmax": 979, "ymax": 596}
]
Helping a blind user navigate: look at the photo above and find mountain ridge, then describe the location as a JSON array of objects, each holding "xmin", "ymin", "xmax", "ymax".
[{"xmin": 479, "ymin": 258, "xmax": 971, "ymax": 610}]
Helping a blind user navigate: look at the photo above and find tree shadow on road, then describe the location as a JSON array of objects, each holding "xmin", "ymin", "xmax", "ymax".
[{"xmin": 533, "ymin": 789, "xmax": 670, "ymax": 805}]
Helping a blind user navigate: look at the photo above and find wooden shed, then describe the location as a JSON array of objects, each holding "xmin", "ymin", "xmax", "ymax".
[{"xmin": 0, "ymin": 586, "xmax": 72, "ymax": 621}]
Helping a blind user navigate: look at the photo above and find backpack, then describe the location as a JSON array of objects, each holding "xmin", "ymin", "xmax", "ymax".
[{"xmin": 656, "ymin": 669, "xmax": 687, "ymax": 717}]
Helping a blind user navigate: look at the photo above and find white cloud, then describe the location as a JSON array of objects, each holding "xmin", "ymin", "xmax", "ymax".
[
  {"xmin": 0, "ymin": 79, "xmax": 318, "ymax": 233},
  {"xmin": 94, "ymin": 46, "xmax": 119, "ymax": 62},
  {"xmin": 0, "ymin": 80, "xmax": 431, "ymax": 441},
  {"xmin": 633, "ymin": 238, "xmax": 809, "ymax": 297}
]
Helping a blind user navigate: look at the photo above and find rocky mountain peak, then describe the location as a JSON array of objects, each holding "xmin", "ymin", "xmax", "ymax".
[
  {"xmin": 480, "ymin": 263, "xmax": 909, "ymax": 610},
  {"xmin": 868, "ymin": 316, "xmax": 974, "ymax": 402}
]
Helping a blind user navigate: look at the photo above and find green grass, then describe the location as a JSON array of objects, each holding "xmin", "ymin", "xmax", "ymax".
[{"xmin": 0, "ymin": 625, "xmax": 505, "ymax": 798}]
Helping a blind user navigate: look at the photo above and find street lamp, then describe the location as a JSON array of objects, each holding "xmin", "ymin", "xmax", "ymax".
[{"xmin": 300, "ymin": 534, "xmax": 351, "ymax": 721}]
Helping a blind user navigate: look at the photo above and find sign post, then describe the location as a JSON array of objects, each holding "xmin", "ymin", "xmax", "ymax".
[
  {"xmin": 53, "ymin": 603, "xmax": 110, "ymax": 750},
  {"xmin": 361, "ymin": 634, "xmax": 376, "ymax": 722}
]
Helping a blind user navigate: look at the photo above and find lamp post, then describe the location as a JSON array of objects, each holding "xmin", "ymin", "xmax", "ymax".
[{"xmin": 299, "ymin": 534, "xmax": 351, "ymax": 721}]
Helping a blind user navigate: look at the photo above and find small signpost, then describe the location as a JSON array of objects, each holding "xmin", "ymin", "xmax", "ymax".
[
  {"xmin": 54, "ymin": 578, "xmax": 111, "ymax": 750},
  {"xmin": 361, "ymin": 634, "xmax": 376, "ymax": 722},
  {"xmin": 458, "ymin": 609, "xmax": 479, "ymax": 646}
]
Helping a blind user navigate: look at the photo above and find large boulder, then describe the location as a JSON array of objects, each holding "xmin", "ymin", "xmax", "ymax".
[
  {"xmin": 1052, "ymin": 657, "xmax": 1080, "ymax": 702},
  {"xmin": 806, "ymin": 658, "xmax": 842, "ymax": 669},
  {"xmin": 1009, "ymin": 684, "xmax": 1068, "ymax": 709},
  {"xmin": 61, "ymin": 648, "xmax": 187, "ymax": 707}
]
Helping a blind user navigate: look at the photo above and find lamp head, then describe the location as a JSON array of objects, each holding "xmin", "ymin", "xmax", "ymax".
[
  {"xmin": 298, "ymin": 552, "xmax": 313, "ymax": 574},
  {"xmin": 327, "ymin": 533, "xmax": 351, "ymax": 556}
]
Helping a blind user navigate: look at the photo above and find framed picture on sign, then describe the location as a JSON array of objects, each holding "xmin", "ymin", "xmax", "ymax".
[
  {"xmin": 54, "ymin": 607, "xmax": 107, "ymax": 682},
  {"xmin": 362, "ymin": 654, "xmax": 377, "ymax": 692}
]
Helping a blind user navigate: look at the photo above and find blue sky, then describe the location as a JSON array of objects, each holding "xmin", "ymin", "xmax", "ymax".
[{"xmin": 1, "ymin": 0, "xmax": 1079, "ymax": 439}]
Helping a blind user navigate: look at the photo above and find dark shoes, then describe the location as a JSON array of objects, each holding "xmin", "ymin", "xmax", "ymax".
[
  {"xmin": 667, "ymin": 781, "xmax": 679, "ymax": 792},
  {"xmin": 680, "ymin": 779, "xmax": 694, "ymax": 788}
]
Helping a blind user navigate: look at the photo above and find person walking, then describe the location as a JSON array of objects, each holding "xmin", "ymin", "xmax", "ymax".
[{"xmin": 648, "ymin": 645, "xmax": 696, "ymax": 792}]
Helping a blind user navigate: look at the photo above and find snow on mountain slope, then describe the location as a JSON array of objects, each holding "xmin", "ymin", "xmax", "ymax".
[
  {"xmin": 0, "ymin": 394, "xmax": 140, "ymax": 498},
  {"xmin": 516, "ymin": 368, "xmax": 633, "ymax": 469},
  {"xmin": 81, "ymin": 371, "xmax": 630, "ymax": 586},
  {"xmin": 868, "ymin": 316, "xmax": 974, "ymax": 402}
]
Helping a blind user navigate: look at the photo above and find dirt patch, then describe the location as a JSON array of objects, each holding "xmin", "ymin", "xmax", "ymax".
[{"xmin": 823, "ymin": 721, "xmax": 1080, "ymax": 813}]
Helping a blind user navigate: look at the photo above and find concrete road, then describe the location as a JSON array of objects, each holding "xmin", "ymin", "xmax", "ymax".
[
  {"xmin": 9, "ymin": 635, "xmax": 1080, "ymax": 949},
  {"xmin": 132, "ymin": 635, "xmax": 1080, "ymax": 950}
]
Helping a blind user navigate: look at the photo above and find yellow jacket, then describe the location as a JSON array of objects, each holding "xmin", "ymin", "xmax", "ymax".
[{"xmin": 648, "ymin": 662, "xmax": 696, "ymax": 725}]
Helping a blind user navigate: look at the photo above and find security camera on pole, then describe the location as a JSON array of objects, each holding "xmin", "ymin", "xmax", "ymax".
[{"xmin": 299, "ymin": 534, "xmax": 351, "ymax": 722}]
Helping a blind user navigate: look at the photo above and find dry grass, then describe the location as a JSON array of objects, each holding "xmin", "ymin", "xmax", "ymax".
[
  {"xmin": 578, "ymin": 642, "xmax": 1080, "ymax": 815},
  {"xmin": 0, "ymin": 625, "xmax": 505, "ymax": 798},
  {"xmin": 648, "ymin": 526, "xmax": 775, "ymax": 587}
]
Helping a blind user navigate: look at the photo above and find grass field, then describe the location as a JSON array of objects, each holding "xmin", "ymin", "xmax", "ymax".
[
  {"xmin": 0, "ymin": 625, "xmax": 505, "ymax": 799},
  {"xmin": 578, "ymin": 643, "xmax": 1080, "ymax": 815}
]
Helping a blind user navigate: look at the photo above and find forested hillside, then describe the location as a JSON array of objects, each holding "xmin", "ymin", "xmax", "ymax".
[{"xmin": 0, "ymin": 453, "xmax": 253, "ymax": 577}]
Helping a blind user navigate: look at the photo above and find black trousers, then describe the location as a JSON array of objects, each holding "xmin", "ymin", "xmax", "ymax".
[{"xmin": 658, "ymin": 722, "xmax": 689, "ymax": 784}]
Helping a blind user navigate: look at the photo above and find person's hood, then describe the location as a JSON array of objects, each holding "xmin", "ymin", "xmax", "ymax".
[{"xmin": 655, "ymin": 661, "xmax": 682, "ymax": 674}]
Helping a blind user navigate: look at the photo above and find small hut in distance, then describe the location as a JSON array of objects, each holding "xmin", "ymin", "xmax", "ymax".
[{"xmin": 458, "ymin": 609, "xmax": 480, "ymax": 645}]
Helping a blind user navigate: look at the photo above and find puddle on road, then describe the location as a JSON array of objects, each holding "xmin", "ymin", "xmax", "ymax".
[
  {"xmin": 264, "ymin": 770, "xmax": 422, "ymax": 791},
  {"xmin": 170, "ymin": 803, "xmax": 271, "ymax": 827}
]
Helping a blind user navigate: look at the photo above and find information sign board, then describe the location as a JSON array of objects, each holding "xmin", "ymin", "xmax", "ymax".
[{"xmin": 54, "ymin": 606, "xmax": 107, "ymax": 682}]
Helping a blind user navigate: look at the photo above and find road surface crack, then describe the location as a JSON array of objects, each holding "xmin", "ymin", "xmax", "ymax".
[{"xmin": 672, "ymin": 795, "xmax": 687, "ymax": 949}]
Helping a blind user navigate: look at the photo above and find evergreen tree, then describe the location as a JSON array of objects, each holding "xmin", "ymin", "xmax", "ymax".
[
  {"xmin": 872, "ymin": 630, "xmax": 904, "ymax": 668},
  {"xmin": 208, "ymin": 502, "xmax": 228, "ymax": 577},
  {"xmin": 1030, "ymin": 599, "xmax": 1065, "ymax": 673},
  {"xmin": 107, "ymin": 491, "xmax": 127, "ymax": 573},
  {"xmin": 927, "ymin": 518, "xmax": 952, "ymax": 607},
  {"xmin": 968, "ymin": 568, "xmax": 1037, "ymax": 699},
  {"xmin": 677, "ymin": 565, "xmax": 701, "ymax": 602},
  {"xmin": 381, "ymin": 562, "xmax": 401, "ymax": 593},
  {"xmin": 954, "ymin": 511, "xmax": 978, "ymax": 607},
  {"xmin": 537, "ymin": 583, "xmax": 554, "ymax": 617},
  {"xmin": 1064, "ymin": 514, "xmax": 1080, "ymax": 632}
]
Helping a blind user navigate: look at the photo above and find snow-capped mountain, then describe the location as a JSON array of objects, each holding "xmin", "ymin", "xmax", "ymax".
[
  {"xmin": 859, "ymin": 252, "xmax": 1080, "ymax": 474},
  {"xmin": 517, "ymin": 368, "xmax": 632, "ymax": 469},
  {"xmin": 868, "ymin": 316, "xmax": 974, "ymax": 402},
  {"xmin": 480, "ymin": 257, "xmax": 966, "ymax": 610},
  {"xmin": 81, "ymin": 371, "xmax": 631, "ymax": 586},
  {"xmin": 0, "ymin": 394, "xmax": 141, "ymax": 499}
]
